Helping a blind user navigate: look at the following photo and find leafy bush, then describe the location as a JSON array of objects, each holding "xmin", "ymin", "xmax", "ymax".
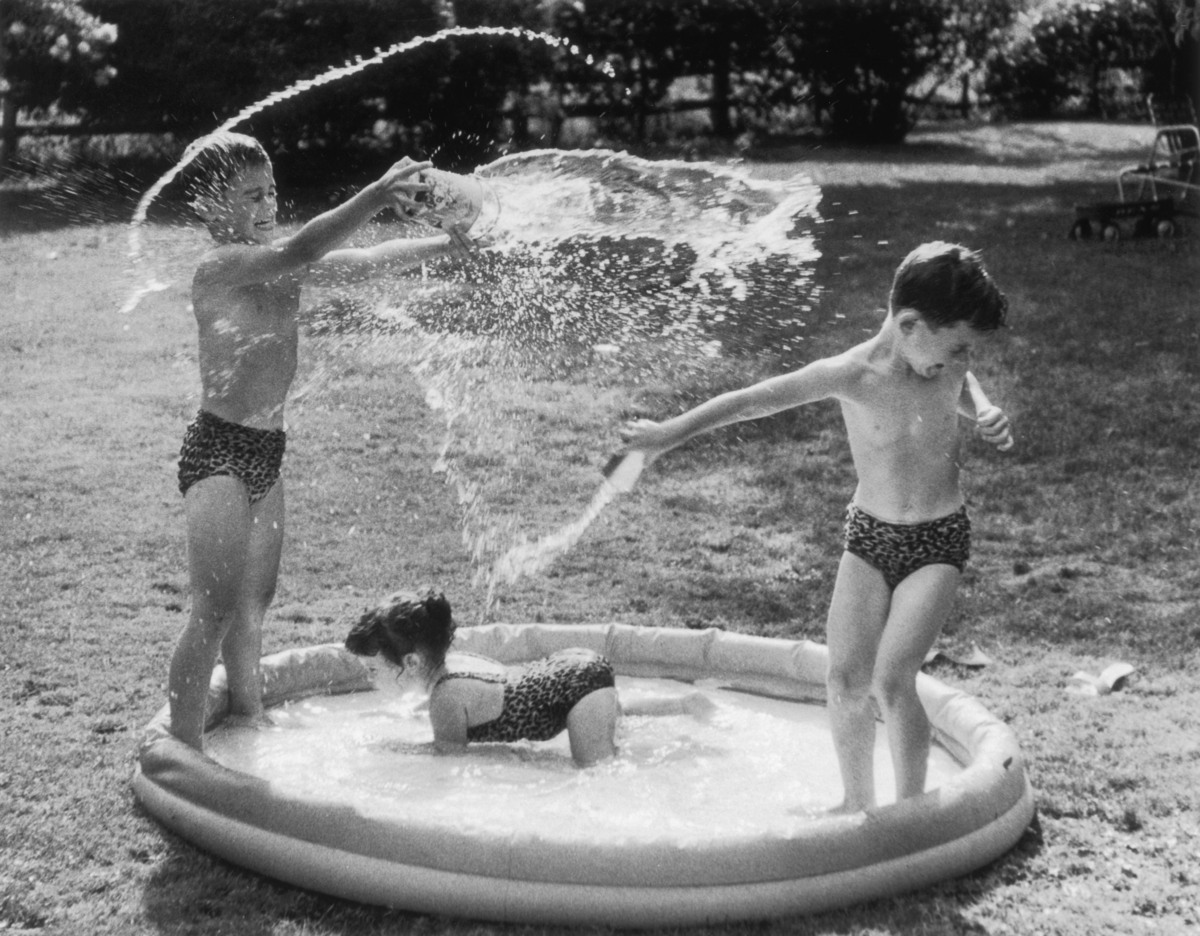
[
  {"xmin": 984, "ymin": 0, "xmax": 1179, "ymax": 119},
  {"xmin": 548, "ymin": 0, "xmax": 779, "ymax": 142},
  {"xmin": 7, "ymin": 0, "xmax": 1192, "ymax": 172},
  {"xmin": 67, "ymin": 0, "xmax": 549, "ymax": 177},
  {"xmin": 765, "ymin": 0, "xmax": 1020, "ymax": 143}
]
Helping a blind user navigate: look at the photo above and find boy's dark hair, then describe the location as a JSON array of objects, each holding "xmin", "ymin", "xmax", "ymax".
[
  {"xmin": 178, "ymin": 131, "xmax": 270, "ymax": 203},
  {"xmin": 890, "ymin": 242, "xmax": 1007, "ymax": 331},
  {"xmin": 344, "ymin": 588, "xmax": 456, "ymax": 674}
]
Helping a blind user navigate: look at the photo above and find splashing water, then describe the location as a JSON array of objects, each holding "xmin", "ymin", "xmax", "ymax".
[
  {"xmin": 402, "ymin": 149, "xmax": 821, "ymax": 364},
  {"xmin": 486, "ymin": 450, "xmax": 643, "ymax": 584},
  {"xmin": 118, "ymin": 25, "xmax": 601, "ymax": 315},
  {"xmin": 292, "ymin": 152, "xmax": 821, "ymax": 613},
  {"xmin": 373, "ymin": 151, "xmax": 821, "ymax": 610},
  {"xmin": 121, "ymin": 26, "xmax": 822, "ymax": 618}
]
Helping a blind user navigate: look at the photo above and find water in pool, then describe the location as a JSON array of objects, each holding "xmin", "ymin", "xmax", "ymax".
[{"xmin": 206, "ymin": 674, "xmax": 963, "ymax": 845}]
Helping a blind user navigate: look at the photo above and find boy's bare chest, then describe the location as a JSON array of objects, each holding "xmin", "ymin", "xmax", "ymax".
[
  {"xmin": 198, "ymin": 281, "xmax": 300, "ymax": 339},
  {"xmin": 234, "ymin": 279, "xmax": 301, "ymax": 318},
  {"xmin": 846, "ymin": 378, "xmax": 960, "ymax": 448}
]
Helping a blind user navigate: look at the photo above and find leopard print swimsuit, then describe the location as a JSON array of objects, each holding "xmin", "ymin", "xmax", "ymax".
[
  {"xmin": 843, "ymin": 503, "xmax": 970, "ymax": 590},
  {"xmin": 178, "ymin": 409, "xmax": 286, "ymax": 505},
  {"xmin": 438, "ymin": 648, "xmax": 616, "ymax": 744}
]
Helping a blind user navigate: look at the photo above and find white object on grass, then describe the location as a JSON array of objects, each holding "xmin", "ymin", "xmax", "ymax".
[
  {"xmin": 964, "ymin": 371, "xmax": 1014, "ymax": 451},
  {"xmin": 601, "ymin": 449, "xmax": 646, "ymax": 494},
  {"xmin": 923, "ymin": 642, "xmax": 994, "ymax": 668},
  {"xmin": 1067, "ymin": 661, "xmax": 1136, "ymax": 696}
]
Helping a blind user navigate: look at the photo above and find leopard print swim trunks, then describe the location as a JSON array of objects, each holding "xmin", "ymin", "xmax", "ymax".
[
  {"xmin": 843, "ymin": 503, "xmax": 970, "ymax": 590},
  {"xmin": 441, "ymin": 648, "xmax": 615, "ymax": 744},
  {"xmin": 177, "ymin": 409, "xmax": 286, "ymax": 505}
]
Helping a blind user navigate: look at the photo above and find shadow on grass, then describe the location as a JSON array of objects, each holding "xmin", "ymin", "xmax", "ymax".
[
  {"xmin": 751, "ymin": 121, "xmax": 1150, "ymax": 169},
  {"xmin": 139, "ymin": 831, "xmax": 425, "ymax": 936},
  {"xmin": 0, "ymin": 183, "xmax": 137, "ymax": 233}
]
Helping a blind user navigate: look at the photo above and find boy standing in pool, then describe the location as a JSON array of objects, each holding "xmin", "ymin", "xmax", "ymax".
[
  {"xmin": 170, "ymin": 131, "xmax": 478, "ymax": 750},
  {"xmin": 619, "ymin": 242, "xmax": 1012, "ymax": 812}
]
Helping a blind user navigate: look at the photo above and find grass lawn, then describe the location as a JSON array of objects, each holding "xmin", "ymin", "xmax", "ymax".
[{"xmin": 2, "ymin": 120, "xmax": 1199, "ymax": 935}]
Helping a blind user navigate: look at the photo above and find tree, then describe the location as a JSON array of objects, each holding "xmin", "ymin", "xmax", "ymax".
[
  {"xmin": 550, "ymin": 0, "xmax": 697, "ymax": 142},
  {"xmin": 659, "ymin": 0, "xmax": 778, "ymax": 139},
  {"xmin": 779, "ymin": 0, "xmax": 1020, "ymax": 143},
  {"xmin": 0, "ymin": 0, "xmax": 117, "ymax": 170},
  {"xmin": 1175, "ymin": 0, "xmax": 1198, "ymax": 39},
  {"xmin": 67, "ymin": 0, "xmax": 548, "ymax": 179},
  {"xmin": 1151, "ymin": 0, "xmax": 1197, "ymax": 101},
  {"xmin": 985, "ymin": 0, "xmax": 1194, "ymax": 119}
]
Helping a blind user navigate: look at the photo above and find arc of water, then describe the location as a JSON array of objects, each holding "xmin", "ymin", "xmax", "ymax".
[
  {"xmin": 120, "ymin": 26, "xmax": 824, "ymax": 610},
  {"xmin": 121, "ymin": 25, "xmax": 590, "ymax": 312},
  {"xmin": 482, "ymin": 451, "xmax": 644, "ymax": 613}
]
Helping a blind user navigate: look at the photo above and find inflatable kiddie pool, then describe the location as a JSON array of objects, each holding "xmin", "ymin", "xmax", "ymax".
[{"xmin": 133, "ymin": 623, "xmax": 1034, "ymax": 927}]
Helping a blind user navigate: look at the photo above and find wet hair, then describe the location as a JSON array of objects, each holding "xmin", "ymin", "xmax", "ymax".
[
  {"xmin": 344, "ymin": 589, "xmax": 456, "ymax": 675},
  {"xmin": 177, "ymin": 131, "xmax": 271, "ymax": 204},
  {"xmin": 889, "ymin": 242, "xmax": 1007, "ymax": 331}
]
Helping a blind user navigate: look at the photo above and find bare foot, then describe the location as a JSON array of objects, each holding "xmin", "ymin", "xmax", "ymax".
[
  {"xmin": 826, "ymin": 799, "xmax": 872, "ymax": 817},
  {"xmin": 682, "ymin": 692, "xmax": 717, "ymax": 720},
  {"xmin": 223, "ymin": 712, "xmax": 275, "ymax": 730}
]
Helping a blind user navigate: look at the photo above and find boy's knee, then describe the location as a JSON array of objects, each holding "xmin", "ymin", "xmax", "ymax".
[
  {"xmin": 826, "ymin": 666, "xmax": 872, "ymax": 705},
  {"xmin": 254, "ymin": 583, "xmax": 277, "ymax": 611},
  {"xmin": 190, "ymin": 599, "xmax": 237, "ymax": 634},
  {"xmin": 872, "ymin": 668, "xmax": 920, "ymax": 708}
]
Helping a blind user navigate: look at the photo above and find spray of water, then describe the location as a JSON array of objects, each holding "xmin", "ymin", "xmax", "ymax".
[
  {"xmin": 121, "ymin": 26, "xmax": 822, "ymax": 620},
  {"xmin": 363, "ymin": 151, "xmax": 821, "ymax": 611},
  {"xmin": 119, "ymin": 26, "xmax": 600, "ymax": 315}
]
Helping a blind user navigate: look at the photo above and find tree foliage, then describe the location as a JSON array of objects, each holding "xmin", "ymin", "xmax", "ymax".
[
  {"xmin": 549, "ymin": 0, "xmax": 778, "ymax": 140},
  {"xmin": 549, "ymin": 0, "xmax": 1021, "ymax": 144},
  {"xmin": 1, "ymin": 0, "xmax": 117, "ymax": 109},
  {"xmin": 0, "ymin": 0, "xmax": 120, "ymax": 168},
  {"xmin": 3, "ymin": 0, "xmax": 1194, "ymax": 178},
  {"xmin": 985, "ymin": 0, "xmax": 1196, "ymax": 119},
  {"xmin": 789, "ymin": 0, "xmax": 1021, "ymax": 142},
  {"xmin": 69, "ymin": 0, "xmax": 549, "ymax": 175}
]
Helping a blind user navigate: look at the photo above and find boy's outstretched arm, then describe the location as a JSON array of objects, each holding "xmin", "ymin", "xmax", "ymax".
[
  {"xmin": 621, "ymin": 357, "xmax": 848, "ymax": 461},
  {"xmin": 198, "ymin": 159, "xmax": 433, "ymax": 288},
  {"xmin": 281, "ymin": 158, "xmax": 433, "ymax": 263},
  {"xmin": 306, "ymin": 222, "xmax": 479, "ymax": 286}
]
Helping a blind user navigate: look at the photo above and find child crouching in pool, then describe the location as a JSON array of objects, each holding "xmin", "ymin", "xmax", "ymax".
[{"xmin": 344, "ymin": 590, "xmax": 712, "ymax": 766}]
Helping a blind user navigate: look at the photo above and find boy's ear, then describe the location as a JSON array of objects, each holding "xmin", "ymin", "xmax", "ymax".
[
  {"xmin": 401, "ymin": 651, "xmax": 423, "ymax": 674},
  {"xmin": 191, "ymin": 195, "xmax": 218, "ymax": 222},
  {"xmin": 895, "ymin": 308, "xmax": 922, "ymax": 333}
]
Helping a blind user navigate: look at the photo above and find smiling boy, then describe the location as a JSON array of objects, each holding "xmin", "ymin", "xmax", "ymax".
[
  {"xmin": 169, "ymin": 131, "xmax": 476, "ymax": 750},
  {"xmin": 619, "ymin": 241, "xmax": 1012, "ymax": 812}
]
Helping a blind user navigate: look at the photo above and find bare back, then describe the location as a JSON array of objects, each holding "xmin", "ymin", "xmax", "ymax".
[{"xmin": 428, "ymin": 652, "xmax": 507, "ymax": 740}]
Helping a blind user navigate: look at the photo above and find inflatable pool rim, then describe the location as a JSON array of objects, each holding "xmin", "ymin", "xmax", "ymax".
[{"xmin": 133, "ymin": 622, "xmax": 1034, "ymax": 927}]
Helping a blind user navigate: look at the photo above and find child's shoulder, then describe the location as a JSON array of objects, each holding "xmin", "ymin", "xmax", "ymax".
[
  {"xmin": 192, "ymin": 240, "xmax": 304, "ymax": 297},
  {"xmin": 443, "ymin": 651, "xmax": 505, "ymax": 679},
  {"xmin": 808, "ymin": 339, "xmax": 876, "ymax": 381},
  {"xmin": 193, "ymin": 241, "xmax": 252, "ymax": 281},
  {"xmin": 793, "ymin": 338, "xmax": 892, "ymax": 404},
  {"xmin": 197, "ymin": 238, "xmax": 274, "ymax": 260}
]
